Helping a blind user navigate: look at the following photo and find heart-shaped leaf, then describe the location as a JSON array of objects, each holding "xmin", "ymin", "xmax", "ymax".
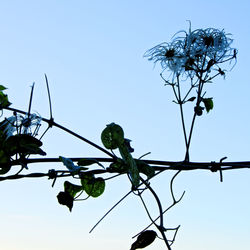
[
  {"xmin": 57, "ymin": 191, "xmax": 74, "ymax": 212},
  {"xmin": 101, "ymin": 123, "xmax": 124, "ymax": 149},
  {"xmin": 81, "ymin": 174, "xmax": 105, "ymax": 198}
]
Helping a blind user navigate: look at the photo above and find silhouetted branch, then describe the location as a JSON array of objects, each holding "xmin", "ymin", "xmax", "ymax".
[
  {"xmin": 9, "ymin": 157, "xmax": 250, "ymax": 171},
  {"xmin": 4, "ymin": 106, "xmax": 115, "ymax": 158}
]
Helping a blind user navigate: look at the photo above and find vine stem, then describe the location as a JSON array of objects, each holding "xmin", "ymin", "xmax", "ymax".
[
  {"xmin": 184, "ymin": 77, "xmax": 205, "ymax": 161},
  {"xmin": 89, "ymin": 190, "xmax": 132, "ymax": 233},
  {"xmin": 184, "ymin": 69, "xmax": 207, "ymax": 161},
  {"xmin": 184, "ymin": 112, "xmax": 197, "ymax": 161},
  {"xmin": 176, "ymin": 76, "xmax": 188, "ymax": 152},
  {"xmin": 140, "ymin": 178, "xmax": 172, "ymax": 250}
]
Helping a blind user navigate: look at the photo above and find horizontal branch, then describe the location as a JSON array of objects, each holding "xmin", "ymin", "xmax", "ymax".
[
  {"xmin": 10, "ymin": 157, "xmax": 250, "ymax": 171},
  {"xmin": 1, "ymin": 158, "xmax": 250, "ymax": 183}
]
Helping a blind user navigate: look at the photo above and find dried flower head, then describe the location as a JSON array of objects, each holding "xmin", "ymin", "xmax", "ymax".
[
  {"xmin": 21, "ymin": 113, "xmax": 42, "ymax": 135},
  {"xmin": 0, "ymin": 113, "xmax": 42, "ymax": 137},
  {"xmin": 144, "ymin": 24, "xmax": 237, "ymax": 82}
]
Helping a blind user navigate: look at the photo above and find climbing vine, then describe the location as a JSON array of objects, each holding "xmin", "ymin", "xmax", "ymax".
[{"xmin": 0, "ymin": 24, "xmax": 246, "ymax": 249}]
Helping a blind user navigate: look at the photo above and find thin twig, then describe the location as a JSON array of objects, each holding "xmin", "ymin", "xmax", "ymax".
[
  {"xmin": 137, "ymin": 190, "xmax": 159, "ymax": 229},
  {"xmin": 170, "ymin": 170, "xmax": 182, "ymax": 203},
  {"xmin": 89, "ymin": 190, "xmax": 132, "ymax": 233},
  {"xmin": 27, "ymin": 82, "xmax": 35, "ymax": 118},
  {"xmin": 176, "ymin": 76, "xmax": 188, "ymax": 151},
  {"xmin": 44, "ymin": 74, "xmax": 53, "ymax": 119}
]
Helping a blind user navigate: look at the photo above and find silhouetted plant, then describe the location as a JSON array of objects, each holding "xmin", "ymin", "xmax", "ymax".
[{"xmin": 0, "ymin": 23, "xmax": 243, "ymax": 250}]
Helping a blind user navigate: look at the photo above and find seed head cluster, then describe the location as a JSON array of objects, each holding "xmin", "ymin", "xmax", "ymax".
[{"xmin": 144, "ymin": 25, "xmax": 237, "ymax": 81}]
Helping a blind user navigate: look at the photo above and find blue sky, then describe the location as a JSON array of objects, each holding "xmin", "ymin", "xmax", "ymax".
[{"xmin": 0, "ymin": 1, "xmax": 250, "ymax": 249}]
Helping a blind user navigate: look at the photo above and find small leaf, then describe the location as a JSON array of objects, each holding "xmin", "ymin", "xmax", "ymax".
[
  {"xmin": 202, "ymin": 98, "xmax": 214, "ymax": 113},
  {"xmin": 0, "ymin": 91, "xmax": 11, "ymax": 108},
  {"xmin": 0, "ymin": 85, "xmax": 7, "ymax": 91},
  {"xmin": 77, "ymin": 158, "xmax": 99, "ymax": 168},
  {"xmin": 64, "ymin": 181, "xmax": 83, "ymax": 198},
  {"xmin": 130, "ymin": 230, "xmax": 157, "ymax": 250},
  {"xmin": 81, "ymin": 174, "xmax": 105, "ymax": 198},
  {"xmin": 186, "ymin": 96, "xmax": 196, "ymax": 102},
  {"xmin": 60, "ymin": 156, "xmax": 76, "ymax": 170},
  {"xmin": 20, "ymin": 143, "xmax": 46, "ymax": 155},
  {"xmin": 59, "ymin": 156, "xmax": 85, "ymax": 173},
  {"xmin": 57, "ymin": 191, "xmax": 74, "ymax": 212},
  {"xmin": 101, "ymin": 123, "xmax": 124, "ymax": 149}
]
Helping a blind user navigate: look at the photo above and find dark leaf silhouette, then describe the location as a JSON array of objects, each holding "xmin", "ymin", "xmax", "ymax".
[
  {"xmin": 4, "ymin": 134, "xmax": 46, "ymax": 156},
  {"xmin": 130, "ymin": 230, "xmax": 157, "ymax": 250},
  {"xmin": 57, "ymin": 191, "xmax": 74, "ymax": 212}
]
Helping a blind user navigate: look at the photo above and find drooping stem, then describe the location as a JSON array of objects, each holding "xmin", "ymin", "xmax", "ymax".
[{"xmin": 140, "ymin": 178, "xmax": 172, "ymax": 250}]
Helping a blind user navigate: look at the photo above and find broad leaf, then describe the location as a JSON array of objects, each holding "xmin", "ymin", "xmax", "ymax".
[
  {"xmin": 101, "ymin": 123, "xmax": 124, "ymax": 149},
  {"xmin": 4, "ymin": 134, "xmax": 46, "ymax": 156},
  {"xmin": 57, "ymin": 191, "xmax": 74, "ymax": 212},
  {"xmin": 81, "ymin": 174, "xmax": 105, "ymax": 198},
  {"xmin": 130, "ymin": 230, "xmax": 157, "ymax": 250}
]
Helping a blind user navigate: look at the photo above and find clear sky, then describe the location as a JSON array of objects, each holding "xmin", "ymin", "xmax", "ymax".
[{"xmin": 0, "ymin": 1, "xmax": 250, "ymax": 249}]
